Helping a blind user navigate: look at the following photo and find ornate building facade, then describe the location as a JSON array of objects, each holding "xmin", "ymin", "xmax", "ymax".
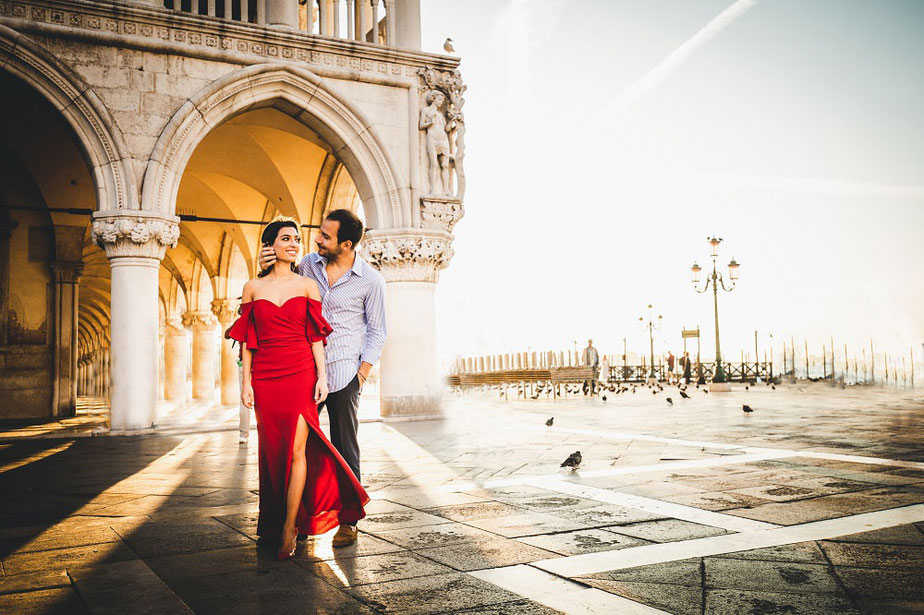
[{"xmin": 0, "ymin": 0, "xmax": 466, "ymax": 429}]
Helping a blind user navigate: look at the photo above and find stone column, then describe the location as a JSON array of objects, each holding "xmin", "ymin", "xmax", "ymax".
[
  {"xmin": 163, "ymin": 317, "xmax": 189, "ymax": 403},
  {"xmin": 363, "ymin": 228, "xmax": 453, "ymax": 419},
  {"xmin": 395, "ymin": 0, "xmax": 420, "ymax": 49},
  {"xmin": 49, "ymin": 262, "xmax": 82, "ymax": 417},
  {"xmin": 211, "ymin": 299, "xmax": 241, "ymax": 405},
  {"xmin": 91, "ymin": 211, "xmax": 180, "ymax": 432},
  {"xmin": 183, "ymin": 311, "xmax": 218, "ymax": 402},
  {"xmin": 266, "ymin": 0, "xmax": 299, "ymax": 28},
  {"xmin": 384, "ymin": 0, "xmax": 396, "ymax": 45},
  {"xmin": 103, "ymin": 348, "xmax": 111, "ymax": 399}
]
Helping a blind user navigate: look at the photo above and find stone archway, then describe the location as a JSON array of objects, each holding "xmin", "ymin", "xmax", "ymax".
[
  {"xmin": 0, "ymin": 28, "xmax": 138, "ymax": 420},
  {"xmin": 141, "ymin": 63, "xmax": 406, "ymax": 229},
  {"xmin": 0, "ymin": 25, "xmax": 137, "ymax": 212}
]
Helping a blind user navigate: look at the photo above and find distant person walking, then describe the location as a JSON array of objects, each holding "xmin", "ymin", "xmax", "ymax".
[
  {"xmin": 682, "ymin": 351, "xmax": 692, "ymax": 384},
  {"xmin": 600, "ymin": 354, "xmax": 610, "ymax": 386},
  {"xmin": 583, "ymin": 339, "xmax": 599, "ymax": 394},
  {"xmin": 666, "ymin": 351, "xmax": 676, "ymax": 384}
]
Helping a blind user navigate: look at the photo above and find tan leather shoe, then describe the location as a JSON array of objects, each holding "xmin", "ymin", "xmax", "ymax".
[{"xmin": 331, "ymin": 525, "xmax": 357, "ymax": 548}]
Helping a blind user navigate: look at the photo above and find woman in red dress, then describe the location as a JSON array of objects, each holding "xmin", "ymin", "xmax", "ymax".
[{"xmin": 228, "ymin": 218, "xmax": 369, "ymax": 559}]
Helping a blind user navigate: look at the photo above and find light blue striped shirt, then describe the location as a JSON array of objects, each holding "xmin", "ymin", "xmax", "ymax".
[{"xmin": 298, "ymin": 251, "xmax": 387, "ymax": 393}]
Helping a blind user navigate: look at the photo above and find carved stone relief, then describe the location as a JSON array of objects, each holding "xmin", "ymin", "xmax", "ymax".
[{"xmin": 418, "ymin": 67, "xmax": 466, "ymax": 202}]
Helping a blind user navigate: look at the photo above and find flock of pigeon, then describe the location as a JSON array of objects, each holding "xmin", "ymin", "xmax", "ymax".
[{"xmin": 546, "ymin": 378, "xmax": 781, "ymax": 470}]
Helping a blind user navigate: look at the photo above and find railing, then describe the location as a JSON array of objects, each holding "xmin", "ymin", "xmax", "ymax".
[{"xmin": 163, "ymin": 0, "xmax": 397, "ymax": 46}]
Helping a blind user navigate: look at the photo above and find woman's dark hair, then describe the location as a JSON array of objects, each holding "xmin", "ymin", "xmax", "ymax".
[
  {"xmin": 325, "ymin": 209, "xmax": 364, "ymax": 248},
  {"xmin": 257, "ymin": 219, "xmax": 299, "ymax": 278}
]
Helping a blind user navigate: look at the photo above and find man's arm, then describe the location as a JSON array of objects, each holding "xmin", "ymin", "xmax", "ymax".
[{"xmin": 358, "ymin": 275, "xmax": 387, "ymax": 382}]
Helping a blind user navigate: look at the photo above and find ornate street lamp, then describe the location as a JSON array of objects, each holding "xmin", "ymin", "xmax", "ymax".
[
  {"xmin": 639, "ymin": 304, "xmax": 663, "ymax": 381},
  {"xmin": 691, "ymin": 237, "xmax": 740, "ymax": 384}
]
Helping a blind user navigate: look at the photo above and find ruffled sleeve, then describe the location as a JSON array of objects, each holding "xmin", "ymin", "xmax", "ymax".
[
  {"xmin": 226, "ymin": 302, "xmax": 259, "ymax": 350},
  {"xmin": 307, "ymin": 297, "xmax": 333, "ymax": 345}
]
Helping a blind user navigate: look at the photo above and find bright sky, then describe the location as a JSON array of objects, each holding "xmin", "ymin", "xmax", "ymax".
[{"xmin": 419, "ymin": 0, "xmax": 924, "ymax": 368}]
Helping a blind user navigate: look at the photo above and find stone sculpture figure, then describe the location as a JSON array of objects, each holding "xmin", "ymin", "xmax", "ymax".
[{"xmin": 420, "ymin": 90, "xmax": 452, "ymax": 196}]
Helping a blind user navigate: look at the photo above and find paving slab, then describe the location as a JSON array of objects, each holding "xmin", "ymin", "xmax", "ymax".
[
  {"xmin": 365, "ymin": 520, "xmax": 504, "ymax": 550},
  {"xmin": 345, "ymin": 571, "xmax": 528, "ymax": 615},
  {"xmin": 704, "ymin": 588, "xmax": 861, "ymax": 615},
  {"xmin": 704, "ymin": 557, "xmax": 842, "ymax": 594},
  {"xmin": 0, "ymin": 587, "xmax": 90, "ymax": 615},
  {"xmin": 609, "ymin": 518, "xmax": 731, "ymax": 543},
  {"xmin": 413, "ymin": 537, "xmax": 559, "ymax": 572},
  {"xmin": 303, "ymin": 550, "xmax": 454, "ymax": 587},
  {"xmin": 68, "ymin": 559, "xmax": 192, "ymax": 614},
  {"xmin": 517, "ymin": 528, "xmax": 652, "ymax": 556}
]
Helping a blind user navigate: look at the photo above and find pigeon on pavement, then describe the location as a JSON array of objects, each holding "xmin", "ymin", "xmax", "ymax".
[{"xmin": 561, "ymin": 451, "xmax": 582, "ymax": 469}]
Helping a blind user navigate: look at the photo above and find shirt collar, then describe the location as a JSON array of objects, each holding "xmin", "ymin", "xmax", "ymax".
[{"xmin": 309, "ymin": 251, "xmax": 364, "ymax": 276}]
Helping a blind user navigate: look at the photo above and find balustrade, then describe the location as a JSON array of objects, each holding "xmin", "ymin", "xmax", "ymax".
[{"xmin": 162, "ymin": 0, "xmax": 401, "ymax": 46}]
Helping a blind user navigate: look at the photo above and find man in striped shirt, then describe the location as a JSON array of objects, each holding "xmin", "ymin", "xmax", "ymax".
[{"xmin": 260, "ymin": 209, "xmax": 386, "ymax": 547}]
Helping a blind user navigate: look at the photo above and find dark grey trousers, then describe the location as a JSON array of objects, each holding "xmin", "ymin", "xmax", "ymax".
[{"xmin": 317, "ymin": 375, "xmax": 362, "ymax": 482}]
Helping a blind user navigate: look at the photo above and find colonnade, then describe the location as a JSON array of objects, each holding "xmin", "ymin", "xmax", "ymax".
[{"xmin": 77, "ymin": 348, "xmax": 110, "ymax": 398}]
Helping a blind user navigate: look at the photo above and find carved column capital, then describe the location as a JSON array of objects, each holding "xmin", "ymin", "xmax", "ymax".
[
  {"xmin": 164, "ymin": 315, "xmax": 186, "ymax": 336},
  {"xmin": 362, "ymin": 228, "xmax": 454, "ymax": 283},
  {"xmin": 181, "ymin": 311, "xmax": 217, "ymax": 331},
  {"xmin": 91, "ymin": 210, "xmax": 180, "ymax": 260},
  {"xmin": 420, "ymin": 197, "xmax": 463, "ymax": 232},
  {"xmin": 211, "ymin": 299, "xmax": 241, "ymax": 324},
  {"xmin": 49, "ymin": 261, "xmax": 84, "ymax": 284}
]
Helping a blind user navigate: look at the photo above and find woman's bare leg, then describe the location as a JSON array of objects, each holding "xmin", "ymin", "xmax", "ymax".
[{"xmin": 281, "ymin": 414, "xmax": 310, "ymax": 551}]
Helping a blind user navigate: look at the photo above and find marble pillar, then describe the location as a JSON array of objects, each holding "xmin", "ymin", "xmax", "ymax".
[
  {"xmin": 91, "ymin": 211, "xmax": 180, "ymax": 431},
  {"xmin": 50, "ymin": 262, "xmax": 82, "ymax": 417},
  {"xmin": 184, "ymin": 311, "xmax": 218, "ymax": 402},
  {"xmin": 363, "ymin": 229, "xmax": 453, "ymax": 419},
  {"xmin": 395, "ymin": 0, "xmax": 420, "ymax": 49},
  {"xmin": 266, "ymin": 0, "xmax": 299, "ymax": 28},
  {"xmin": 163, "ymin": 317, "xmax": 188, "ymax": 403},
  {"xmin": 211, "ymin": 299, "xmax": 241, "ymax": 406}
]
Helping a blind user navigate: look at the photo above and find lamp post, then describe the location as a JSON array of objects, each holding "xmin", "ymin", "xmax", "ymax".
[
  {"xmin": 638, "ymin": 304, "xmax": 663, "ymax": 381},
  {"xmin": 691, "ymin": 236, "xmax": 739, "ymax": 386}
]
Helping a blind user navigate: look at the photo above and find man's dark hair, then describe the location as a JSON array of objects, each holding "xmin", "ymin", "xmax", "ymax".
[{"xmin": 325, "ymin": 209, "xmax": 364, "ymax": 248}]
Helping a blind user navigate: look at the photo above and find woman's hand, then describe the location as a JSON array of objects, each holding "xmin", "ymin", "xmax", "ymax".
[
  {"xmin": 314, "ymin": 379, "xmax": 328, "ymax": 404},
  {"xmin": 241, "ymin": 382, "xmax": 254, "ymax": 409}
]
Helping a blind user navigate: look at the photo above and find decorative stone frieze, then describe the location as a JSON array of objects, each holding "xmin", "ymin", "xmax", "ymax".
[
  {"xmin": 210, "ymin": 299, "xmax": 240, "ymax": 324},
  {"xmin": 420, "ymin": 197, "xmax": 463, "ymax": 233},
  {"xmin": 363, "ymin": 228, "xmax": 453, "ymax": 284},
  {"xmin": 0, "ymin": 0, "xmax": 458, "ymax": 78},
  {"xmin": 91, "ymin": 211, "xmax": 180, "ymax": 260},
  {"xmin": 181, "ymin": 311, "xmax": 217, "ymax": 331}
]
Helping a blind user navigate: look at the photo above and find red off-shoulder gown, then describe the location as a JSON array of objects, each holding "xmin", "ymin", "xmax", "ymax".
[{"xmin": 227, "ymin": 296, "xmax": 369, "ymax": 537}]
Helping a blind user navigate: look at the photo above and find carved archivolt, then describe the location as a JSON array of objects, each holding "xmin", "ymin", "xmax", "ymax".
[
  {"xmin": 363, "ymin": 229, "xmax": 454, "ymax": 283},
  {"xmin": 0, "ymin": 23, "xmax": 136, "ymax": 210},
  {"xmin": 91, "ymin": 212, "xmax": 180, "ymax": 259},
  {"xmin": 145, "ymin": 64, "xmax": 403, "ymax": 228}
]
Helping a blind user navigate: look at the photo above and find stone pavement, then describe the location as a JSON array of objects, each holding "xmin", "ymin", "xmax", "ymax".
[{"xmin": 1, "ymin": 383, "xmax": 922, "ymax": 614}]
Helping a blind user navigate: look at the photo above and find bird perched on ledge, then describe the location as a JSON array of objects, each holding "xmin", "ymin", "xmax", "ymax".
[{"xmin": 443, "ymin": 38, "xmax": 455, "ymax": 53}]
